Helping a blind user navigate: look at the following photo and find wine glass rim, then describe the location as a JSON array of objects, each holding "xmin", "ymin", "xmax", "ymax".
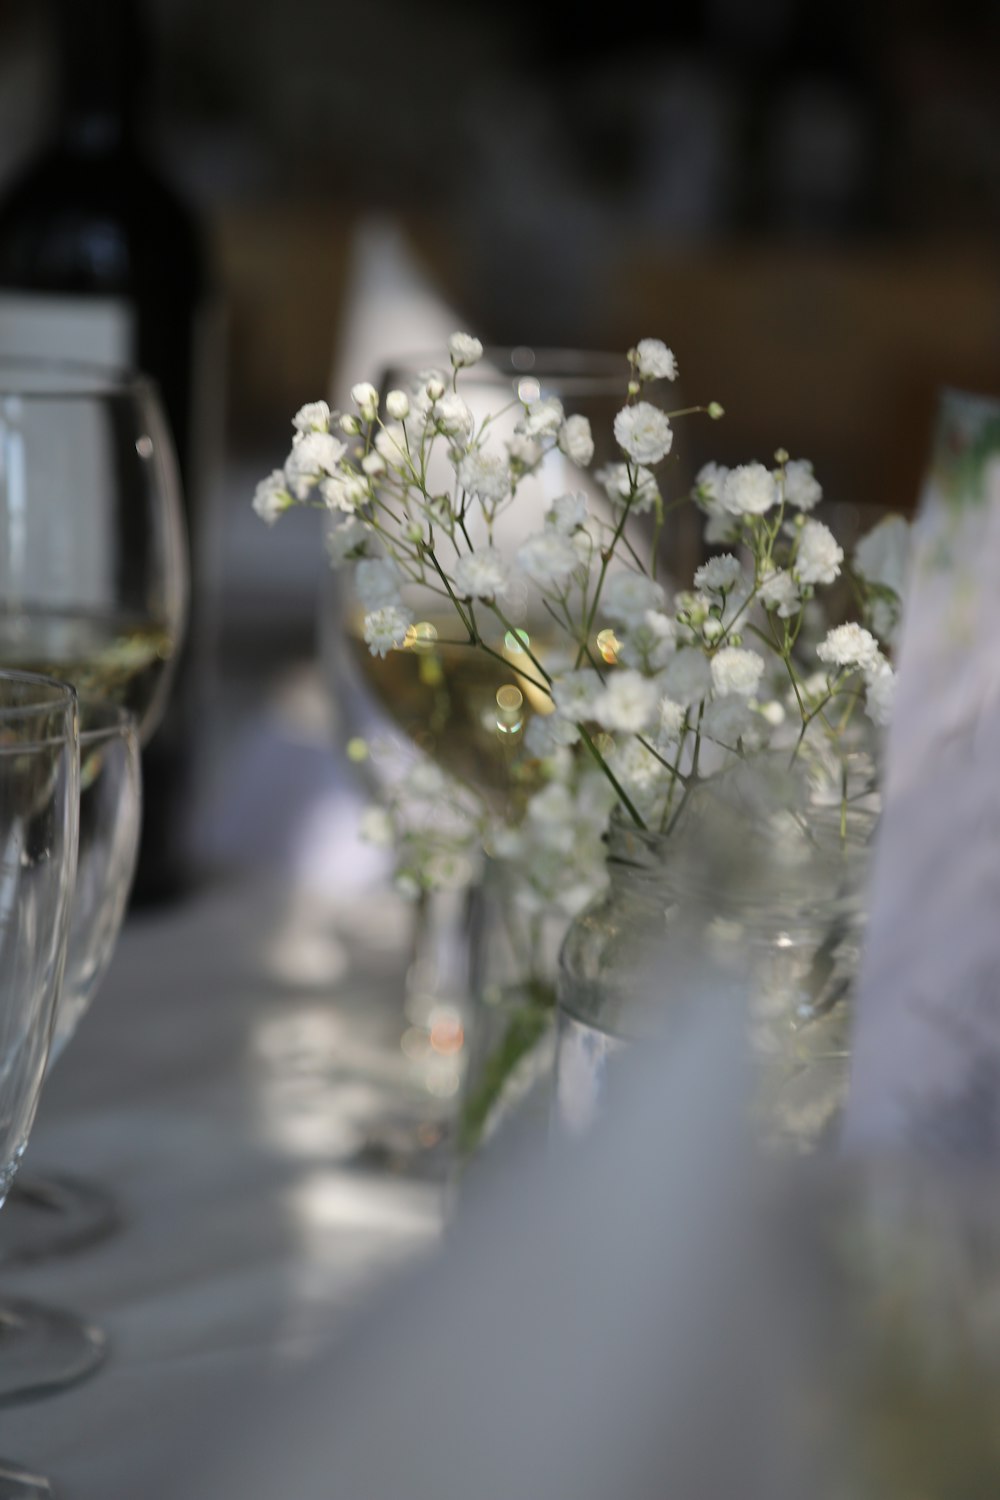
[
  {"xmin": 0, "ymin": 669, "xmax": 76, "ymax": 750},
  {"xmin": 0, "ymin": 355, "xmax": 156, "ymax": 400},
  {"xmin": 379, "ymin": 345, "xmax": 628, "ymax": 392},
  {"xmin": 78, "ymin": 699, "xmax": 138, "ymax": 744}
]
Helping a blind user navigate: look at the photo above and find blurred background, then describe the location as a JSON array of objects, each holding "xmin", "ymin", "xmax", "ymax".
[{"xmin": 0, "ymin": 0, "xmax": 997, "ymax": 888}]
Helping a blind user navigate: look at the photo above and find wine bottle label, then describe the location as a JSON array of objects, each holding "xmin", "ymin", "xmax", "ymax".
[
  {"xmin": 844, "ymin": 390, "xmax": 1000, "ymax": 1156},
  {"xmin": 0, "ymin": 290, "xmax": 134, "ymax": 367}
]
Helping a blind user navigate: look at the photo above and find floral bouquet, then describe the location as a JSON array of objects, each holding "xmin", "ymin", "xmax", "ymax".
[{"xmin": 254, "ymin": 334, "xmax": 908, "ymax": 1143}]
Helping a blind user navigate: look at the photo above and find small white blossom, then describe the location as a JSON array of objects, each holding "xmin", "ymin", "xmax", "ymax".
[
  {"xmin": 663, "ymin": 649, "xmax": 712, "ymax": 706},
  {"xmin": 865, "ymin": 661, "xmax": 895, "ymax": 727},
  {"xmin": 374, "ymin": 422, "xmax": 408, "ymax": 463},
  {"xmin": 693, "ymin": 461, "xmax": 729, "ymax": 514},
  {"xmin": 325, "ymin": 518, "xmax": 370, "ymax": 567},
  {"xmin": 453, "ymin": 547, "xmax": 510, "ymax": 600},
  {"xmin": 551, "ymin": 670, "xmax": 602, "ymax": 721},
  {"xmin": 602, "ymin": 571, "xmax": 666, "ymax": 628},
  {"xmin": 524, "ymin": 712, "xmax": 580, "ymax": 756},
  {"xmin": 424, "ymin": 375, "xmax": 446, "ymax": 402},
  {"xmin": 292, "ymin": 400, "xmax": 331, "ymax": 434},
  {"xmin": 355, "ymin": 557, "xmax": 403, "ymax": 610},
  {"xmin": 339, "ymin": 413, "xmax": 362, "ymax": 436},
  {"xmin": 591, "ymin": 671, "xmax": 660, "ymax": 734},
  {"xmin": 320, "ymin": 472, "xmax": 367, "ymax": 513},
  {"xmin": 385, "ymin": 389, "xmax": 410, "ymax": 421},
  {"xmin": 516, "ymin": 530, "xmax": 581, "ymax": 589},
  {"xmin": 796, "ymin": 519, "xmax": 844, "ymax": 586},
  {"xmin": 782, "ymin": 458, "xmax": 822, "ymax": 511},
  {"xmin": 361, "ymin": 451, "xmax": 386, "ymax": 478},
  {"xmin": 658, "ymin": 697, "xmax": 686, "ymax": 743},
  {"xmin": 614, "ymin": 401, "xmax": 673, "ymax": 465},
  {"xmin": 252, "ymin": 469, "xmax": 292, "ymax": 525},
  {"xmin": 351, "ymin": 382, "xmax": 379, "ymax": 422},
  {"xmin": 634, "ymin": 338, "xmax": 678, "ymax": 382},
  {"xmin": 521, "ymin": 397, "xmax": 565, "ymax": 438},
  {"xmin": 694, "ymin": 554, "xmax": 743, "ymax": 593},
  {"xmin": 364, "ymin": 604, "xmax": 412, "ymax": 657},
  {"xmin": 619, "ymin": 610, "xmax": 677, "ymax": 672},
  {"xmin": 558, "ymin": 414, "xmax": 594, "ymax": 466},
  {"xmin": 507, "ymin": 433, "xmax": 543, "ymax": 469},
  {"xmin": 448, "ymin": 332, "xmax": 484, "ymax": 367},
  {"xmin": 759, "ymin": 700, "xmax": 786, "ymax": 727},
  {"xmin": 432, "ymin": 392, "xmax": 474, "ymax": 439},
  {"xmin": 457, "ymin": 449, "xmax": 510, "ymax": 504},
  {"xmin": 710, "ymin": 646, "xmax": 765, "ymax": 697},
  {"xmin": 596, "ymin": 462, "xmax": 660, "ymax": 515},
  {"xmin": 284, "ymin": 431, "xmax": 348, "ymax": 499},
  {"xmin": 722, "ymin": 463, "xmax": 778, "ymax": 517},
  {"xmin": 759, "ymin": 569, "xmax": 801, "ymax": 618},
  {"xmin": 816, "ymin": 623, "xmax": 881, "ymax": 673},
  {"xmin": 546, "ymin": 491, "xmax": 588, "ymax": 534}
]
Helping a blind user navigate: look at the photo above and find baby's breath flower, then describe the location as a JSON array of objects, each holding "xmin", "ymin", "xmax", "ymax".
[
  {"xmin": 633, "ymin": 338, "xmax": 678, "ymax": 382},
  {"xmin": 614, "ymin": 402, "xmax": 673, "ymax": 465},
  {"xmin": 457, "ymin": 449, "xmax": 510, "ymax": 504},
  {"xmin": 558, "ymin": 414, "xmax": 594, "ymax": 466},
  {"xmin": 355, "ymin": 557, "xmax": 403, "ymax": 610},
  {"xmin": 252, "ymin": 469, "xmax": 292, "ymax": 525},
  {"xmin": 507, "ymin": 433, "xmax": 543, "ymax": 470},
  {"xmin": 448, "ymin": 332, "xmax": 484, "ymax": 367},
  {"xmin": 693, "ymin": 462, "xmax": 729, "ymax": 513},
  {"xmin": 351, "ymin": 382, "xmax": 379, "ymax": 422},
  {"xmin": 722, "ymin": 463, "xmax": 778, "ymax": 517},
  {"xmin": 618, "ymin": 610, "xmax": 677, "ymax": 671},
  {"xmin": 816, "ymin": 622, "xmax": 881, "ymax": 673},
  {"xmin": 364, "ymin": 604, "xmax": 412, "ymax": 657},
  {"xmin": 864, "ymin": 660, "xmax": 895, "ymax": 727},
  {"xmin": 546, "ymin": 491, "xmax": 588, "ymax": 534},
  {"xmin": 551, "ymin": 670, "xmax": 602, "ymax": 720},
  {"xmin": 795, "ymin": 519, "xmax": 844, "ymax": 586},
  {"xmin": 710, "ymin": 646, "xmax": 765, "ymax": 697},
  {"xmin": 658, "ymin": 696, "xmax": 686, "ymax": 743},
  {"xmin": 284, "ymin": 431, "xmax": 349, "ymax": 499},
  {"xmin": 759, "ymin": 569, "xmax": 801, "ymax": 618},
  {"xmin": 432, "ymin": 392, "xmax": 474, "ymax": 440},
  {"xmin": 453, "ymin": 546, "xmax": 511, "ymax": 600},
  {"xmin": 591, "ymin": 671, "xmax": 660, "ymax": 734},
  {"xmin": 361, "ymin": 451, "xmax": 386, "ymax": 478},
  {"xmin": 781, "ymin": 458, "xmax": 822, "ymax": 511},
  {"xmin": 385, "ymin": 390, "xmax": 410, "ymax": 421},
  {"xmin": 293, "ymin": 400, "xmax": 331, "ymax": 433},
  {"xmin": 339, "ymin": 413, "xmax": 361, "ymax": 436},
  {"xmin": 320, "ymin": 472, "xmax": 367, "ymax": 513},
  {"xmin": 424, "ymin": 375, "xmax": 446, "ymax": 402},
  {"xmin": 521, "ymin": 397, "xmax": 565, "ymax": 438},
  {"xmin": 516, "ymin": 530, "xmax": 581, "ymax": 589},
  {"xmin": 325, "ymin": 518, "xmax": 370, "ymax": 567},
  {"xmin": 602, "ymin": 571, "xmax": 666, "ymax": 628},
  {"xmin": 694, "ymin": 554, "xmax": 743, "ymax": 593},
  {"xmin": 375, "ymin": 422, "xmax": 409, "ymax": 463},
  {"xmin": 524, "ymin": 713, "xmax": 580, "ymax": 756},
  {"xmin": 596, "ymin": 462, "xmax": 660, "ymax": 515}
]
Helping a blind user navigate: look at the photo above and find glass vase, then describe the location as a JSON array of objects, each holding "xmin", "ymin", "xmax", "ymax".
[{"xmin": 555, "ymin": 753, "xmax": 879, "ymax": 1153}]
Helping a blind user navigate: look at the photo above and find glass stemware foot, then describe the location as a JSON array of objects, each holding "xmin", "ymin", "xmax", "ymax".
[
  {"xmin": 0, "ymin": 1300, "xmax": 106, "ymax": 1405},
  {"xmin": 0, "ymin": 1172, "xmax": 119, "ymax": 1266},
  {"xmin": 0, "ymin": 1458, "xmax": 53, "ymax": 1498}
]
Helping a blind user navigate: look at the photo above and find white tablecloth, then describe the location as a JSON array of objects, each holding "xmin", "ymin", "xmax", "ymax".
[{"xmin": 5, "ymin": 865, "xmax": 443, "ymax": 1496}]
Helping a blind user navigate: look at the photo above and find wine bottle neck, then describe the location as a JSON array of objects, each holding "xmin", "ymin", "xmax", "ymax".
[{"xmin": 51, "ymin": 0, "xmax": 149, "ymax": 154}]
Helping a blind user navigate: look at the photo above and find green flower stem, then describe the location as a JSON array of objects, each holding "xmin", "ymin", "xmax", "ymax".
[
  {"xmin": 484, "ymin": 601, "xmax": 553, "ymax": 686},
  {"xmin": 578, "ymin": 723, "xmax": 646, "ymax": 829}
]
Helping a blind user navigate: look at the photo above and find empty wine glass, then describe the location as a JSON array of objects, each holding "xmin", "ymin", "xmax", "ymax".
[
  {"xmin": 0, "ymin": 700, "xmax": 141, "ymax": 1264},
  {"xmin": 0, "ymin": 671, "xmax": 79, "ymax": 1499}
]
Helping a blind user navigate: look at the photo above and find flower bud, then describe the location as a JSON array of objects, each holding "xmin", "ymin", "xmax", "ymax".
[
  {"xmin": 708, "ymin": 402, "xmax": 725, "ymax": 420},
  {"xmin": 339, "ymin": 413, "xmax": 361, "ymax": 436},
  {"xmin": 351, "ymin": 382, "xmax": 379, "ymax": 422},
  {"xmin": 361, "ymin": 451, "xmax": 386, "ymax": 477},
  {"xmin": 385, "ymin": 390, "xmax": 410, "ymax": 421},
  {"xmin": 425, "ymin": 376, "xmax": 445, "ymax": 402}
]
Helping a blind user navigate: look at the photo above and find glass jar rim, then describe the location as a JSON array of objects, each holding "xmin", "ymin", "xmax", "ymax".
[{"xmin": 378, "ymin": 345, "xmax": 628, "ymax": 397}]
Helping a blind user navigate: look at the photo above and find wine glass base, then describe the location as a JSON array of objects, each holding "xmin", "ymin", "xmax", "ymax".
[
  {"xmin": 0, "ymin": 1460, "xmax": 52, "ymax": 1498},
  {"xmin": 0, "ymin": 1299, "xmax": 107, "ymax": 1406},
  {"xmin": 0, "ymin": 1173, "xmax": 120, "ymax": 1266}
]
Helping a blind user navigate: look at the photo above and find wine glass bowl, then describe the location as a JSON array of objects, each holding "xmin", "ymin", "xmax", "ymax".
[
  {"xmin": 0, "ymin": 358, "xmax": 187, "ymax": 741},
  {"xmin": 0, "ymin": 699, "xmax": 141, "ymax": 1264}
]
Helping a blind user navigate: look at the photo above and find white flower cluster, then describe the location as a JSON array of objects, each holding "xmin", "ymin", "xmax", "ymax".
[{"xmin": 256, "ymin": 331, "xmax": 908, "ymax": 925}]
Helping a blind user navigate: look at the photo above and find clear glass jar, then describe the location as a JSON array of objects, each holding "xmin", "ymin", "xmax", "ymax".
[{"xmin": 555, "ymin": 756, "xmax": 878, "ymax": 1152}]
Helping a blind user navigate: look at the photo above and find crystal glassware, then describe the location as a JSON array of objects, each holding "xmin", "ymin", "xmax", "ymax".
[
  {"xmin": 0, "ymin": 700, "xmax": 141, "ymax": 1264},
  {"xmin": 0, "ymin": 358, "xmax": 187, "ymax": 740},
  {"xmin": 0, "ymin": 671, "xmax": 79, "ymax": 1499}
]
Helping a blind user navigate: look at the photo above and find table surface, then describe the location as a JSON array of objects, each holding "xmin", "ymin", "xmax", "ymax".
[{"xmin": 4, "ymin": 710, "xmax": 448, "ymax": 1497}]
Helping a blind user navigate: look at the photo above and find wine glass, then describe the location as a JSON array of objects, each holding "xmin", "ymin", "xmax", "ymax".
[
  {"xmin": 319, "ymin": 348, "xmax": 644, "ymax": 1140},
  {"xmin": 0, "ymin": 700, "xmax": 141, "ymax": 1264},
  {"xmin": 0, "ymin": 671, "xmax": 79, "ymax": 1499},
  {"xmin": 0, "ymin": 357, "xmax": 185, "ymax": 1251},
  {"xmin": 0, "ymin": 357, "xmax": 187, "ymax": 737}
]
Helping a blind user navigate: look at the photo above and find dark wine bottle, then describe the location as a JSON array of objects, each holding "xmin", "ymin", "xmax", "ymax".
[{"xmin": 0, "ymin": 0, "xmax": 223, "ymax": 902}]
